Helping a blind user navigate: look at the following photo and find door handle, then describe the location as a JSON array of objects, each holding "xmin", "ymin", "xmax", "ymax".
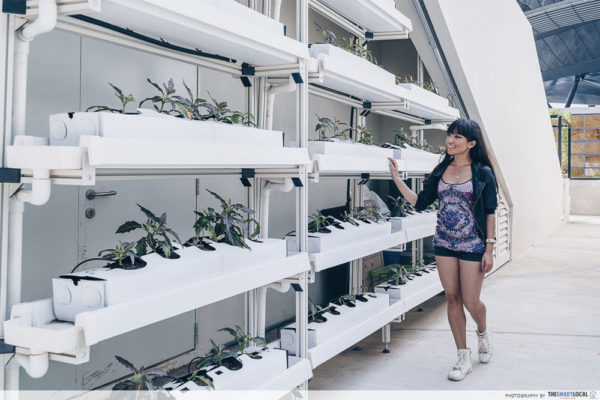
[{"xmin": 86, "ymin": 189, "xmax": 117, "ymax": 200}]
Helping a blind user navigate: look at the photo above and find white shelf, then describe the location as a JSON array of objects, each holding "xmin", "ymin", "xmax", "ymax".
[
  {"xmin": 61, "ymin": 0, "xmax": 309, "ymax": 66},
  {"xmin": 309, "ymin": 230, "xmax": 407, "ymax": 272},
  {"xmin": 7, "ymin": 135, "xmax": 310, "ymax": 183},
  {"xmin": 317, "ymin": 0, "xmax": 412, "ymax": 34},
  {"xmin": 396, "ymin": 84, "xmax": 461, "ymax": 121},
  {"xmin": 308, "ymin": 278, "xmax": 443, "ymax": 368},
  {"xmin": 4, "ymin": 253, "xmax": 310, "ymax": 353},
  {"xmin": 309, "ymin": 44, "xmax": 408, "ymax": 103}
]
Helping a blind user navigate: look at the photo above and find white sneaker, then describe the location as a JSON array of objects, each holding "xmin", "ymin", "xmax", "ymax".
[
  {"xmin": 477, "ymin": 327, "xmax": 493, "ymax": 363},
  {"xmin": 447, "ymin": 348, "xmax": 472, "ymax": 381}
]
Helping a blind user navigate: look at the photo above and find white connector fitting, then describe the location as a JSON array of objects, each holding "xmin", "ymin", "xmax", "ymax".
[
  {"xmin": 266, "ymin": 76, "xmax": 297, "ymax": 131},
  {"xmin": 15, "ymin": 351, "xmax": 49, "ymax": 379}
]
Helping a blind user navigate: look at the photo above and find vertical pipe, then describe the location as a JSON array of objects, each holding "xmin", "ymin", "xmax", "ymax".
[
  {"xmin": 296, "ymin": 0, "xmax": 309, "ymax": 367},
  {"xmin": 557, "ymin": 116, "xmax": 562, "ymax": 171},
  {"xmin": 568, "ymin": 124, "xmax": 572, "ymax": 179}
]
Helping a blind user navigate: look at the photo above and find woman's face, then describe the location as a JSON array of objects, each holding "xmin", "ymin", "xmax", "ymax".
[{"xmin": 446, "ymin": 130, "xmax": 476, "ymax": 156}]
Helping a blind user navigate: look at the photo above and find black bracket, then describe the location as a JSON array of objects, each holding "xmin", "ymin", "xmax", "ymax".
[
  {"xmin": 241, "ymin": 63, "xmax": 255, "ymax": 76},
  {"xmin": 291, "ymin": 177, "xmax": 303, "ymax": 187},
  {"xmin": 365, "ymin": 32, "xmax": 374, "ymax": 39},
  {"xmin": 240, "ymin": 168, "xmax": 255, "ymax": 187},
  {"xmin": 240, "ymin": 76, "xmax": 252, "ymax": 87},
  {"xmin": 2, "ymin": 0, "xmax": 26, "ymax": 14},
  {"xmin": 361, "ymin": 39, "xmax": 369, "ymax": 47},
  {"xmin": 291, "ymin": 283, "xmax": 303, "ymax": 292},
  {"xmin": 0, "ymin": 339, "xmax": 15, "ymax": 355},
  {"xmin": 0, "ymin": 168, "xmax": 21, "ymax": 183},
  {"xmin": 360, "ymin": 101, "xmax": 371, "ymax": 117},
  {"xmin": 358, "ymin": 173, "xmax": 370, "ymax": 185},
  {"xmin": 292, "ymin": 72, "xmax": 304, "ymax": 84},
  {"xmin": 425, "ymin": 119, "xmax": 432, "ymax": 125}
]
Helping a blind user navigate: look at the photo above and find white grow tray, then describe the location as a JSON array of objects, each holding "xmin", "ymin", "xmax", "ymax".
[
  {"xmin": 286, "ymin": 218, "xmax": 391, "ymax": 255},
  {"xmin": 390, "ymin": 144, "xmax": 443, "ymax": 175},
  {"xmin": 308, "ymin": 140, "xmax": 405, "ymax": 175},
  {"xmin": 49, "ymin": 111, "xmax": 284, "ymax": 147},
  {"xmin": 280, "ymin": 292, "xmax": 389, "ymax": 356},
  {"xmin": 73, "ymin": 0, "xmax": 308, "ymax": 66},
  {"xmin": 53, "ymin": 239, "xmax": 286, "ymax": 322},
  {"xmin": 318, "ymin": 0, "xmax": 413, "ymax": 34},
  {"xmin": 4, "ymin": 253, "xmax": 310, "ymax": 351},
  {"xmin": 375, "ymin": 265, "xmax": 440, "ymax": 304},
  {"xmin": 395, "ymin": 83, "xmax": 460, "ymax": 120},
  {"xmin": 6, "ymin": 134, "xmax": 310, "ymax": 173},
  {"xmin": 390, "ymin": 212, "xmax": 437, "ymax": 241},
  {"xmin": 309, "ymin": 44, "xmax": 408, "ymax": 102}
]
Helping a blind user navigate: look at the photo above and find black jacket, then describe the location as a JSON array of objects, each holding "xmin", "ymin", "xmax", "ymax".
[{"xmin": 415, "ymin": 157, "xmax": 498, "ymax": 241}]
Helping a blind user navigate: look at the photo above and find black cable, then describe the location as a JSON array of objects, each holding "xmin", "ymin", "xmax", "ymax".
[{"xmin": 70, "ymin": 258, "xmax": 109, "ymax": 273}]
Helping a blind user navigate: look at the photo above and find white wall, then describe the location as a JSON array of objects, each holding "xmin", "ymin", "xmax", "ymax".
[{"xmin": 405, "ymin": 0, "xmax": 564, "ymax": 257}]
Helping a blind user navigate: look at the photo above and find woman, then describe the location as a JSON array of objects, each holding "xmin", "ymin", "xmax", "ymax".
[{"xmin": 388, "ymin": 118, "xmax": 497, "ymax": 381}]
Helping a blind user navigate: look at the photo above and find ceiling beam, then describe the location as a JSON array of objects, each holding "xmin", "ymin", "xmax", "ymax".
[{"xmin": 542, "ymin": 56, "xmax": 600, "ymax": 80}]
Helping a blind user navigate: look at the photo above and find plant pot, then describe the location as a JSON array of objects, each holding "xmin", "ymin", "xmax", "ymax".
[
  {"xmin": 53, "ymin": 244, "xmax": 220, "ymax": 322},
  {"xmin": 285, "ymin": 218, "xmax": 391, "ymax": 254},
  {"xmin": 206, "ymin": 238, "xmax": 287, "ymax": 271},
  {"xmin": 49, "ymin": 110, "xmax": 283, "ymax": 147},
  {"xmin": 163, "ymin": 348, "xmax": 288, "ymax": 392},
  {"xmin": 309, "ymin": 44, "xmax": 399, "ymax": 101},
  {"xmin": 280, "ymin": 292, "xmax": 389, "ymax": 355}
]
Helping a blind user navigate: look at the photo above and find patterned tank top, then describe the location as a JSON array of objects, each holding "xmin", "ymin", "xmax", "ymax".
[{"xmin": 432, "ymin": 179, "xmax": 485, "ymax": 254}]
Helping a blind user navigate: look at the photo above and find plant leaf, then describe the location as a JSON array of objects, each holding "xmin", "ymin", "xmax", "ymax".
[
  {"xmin": 114, "ymin": 356, "xmax": 137, "ymax": 373},
  {"xmin": 137, "ymin": 203, "xmax": 160, "ymax": 222},
  {"xmin": 116, "ymin": 221, "xmax": 142, "ymax": 234}
]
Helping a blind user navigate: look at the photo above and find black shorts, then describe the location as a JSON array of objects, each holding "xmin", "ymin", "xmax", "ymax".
[{"xmin": 433, "ymin": 246, "xmax": 484, "ymax": 262}]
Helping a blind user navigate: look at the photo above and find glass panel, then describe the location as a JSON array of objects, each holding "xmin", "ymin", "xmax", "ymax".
[
  {"xmin": 571, "ymin": 156, "xmax": 585, "ymax": 167},
  {"xmin": 571, "ymin": 143, "xmax": 585, "ymax": 153},
  {"xmin": 571, "ymin": 115, "xmax": 585, "ymax": 127},
  {"xmin": 585, "ymin": 115, "xmax": 600, "ymax": 127},
  {"xmin": 585, "ymin": 142, "xmax": 600, "ymax": 154},
  {"xmin": 571, "ymin": 129, "xmax": 584, "ymax": 141},
  {"xmin": 585, "ymin": 129, "xmax": 600, "ymax": 141}
]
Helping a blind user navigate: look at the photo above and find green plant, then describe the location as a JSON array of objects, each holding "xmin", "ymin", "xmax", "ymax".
[
  {"xmin": 387, "ymin": 195, "xmax": 413, "ymax": 217},
  {"xmin": 139, "ymin": 78, "xmax": 179, "ymax": 114},
  {"xmin": 116, "ymin": 204, "xmax": 181, "ymax": 259},
  {"xmin": 336, "ymin": 293, "xmax": 357, "ymax": 306},
  {"xmin": 184, "ymin": 369, "xmax": 214, "ymax": 390},
  {"xmin": 206, "ymin": 189, "xmax": 260, "ymax": 249},
  {"xmin": 314, "ymin": 22, "xmax": 337, "ymax": 45},
  {"xmin": 315, "ymin": 115, "xmax": 351, "ymax": 141},
  {"xmin": 389, "ymin": 265, "xmax": 409, "ymax": 285},
  {"xmin": 340, "ymin": 37, "xmax": 377, "ymax": 65},
  {"xmin": 355, "ymin": 204, "xmax": 384, "ymax": 223},
  {"xmin": 396, "ymin": 74, "xmax": 439, "ymax": 95},
  {"xmin": 355, "ymin": 125, "xmax": 374, "ymax": 145},
  {"xmin": 308, "ymin": 210, "xmax": 332, "ymax": 233},
  {"xmin": 172, "ymin": 80, "xmax": 208, "ymax": 120},
  {"xmin": 341, "ymin": 211, "xmax": 359, "ymax": 227},
  {"xmin": 112, "ymin": 356, "xmax": 167, "ymax": 393},
  {"xmin": 201, "ymin": 92, "xmax": 255, "ymax": 126},
  {"xmin": 207, "ymin": 339, "xmax": 240, "ymax": 367},
  {"xmin": 218, "ymin": 325, "xmax": 267, "ymax": 353},
  {"xmin": 98, "ymin": 241, "xmax": 140, "ymax": 269},
  {"xmin": 87, "ymin": 83, "xmax": 136, "ymax": 114},
  {"xmin": 392, "ymin": 127, "xmax": 412, "ymax": 147},
  {"xmin": 549, "ymin": 108, "xmax": 572, "ymax": 176}
]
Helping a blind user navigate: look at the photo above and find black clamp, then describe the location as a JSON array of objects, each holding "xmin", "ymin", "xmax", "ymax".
[
  {"xmin": 0, "ymin": 168, "xmax": 21, "ymax": 183},
  {"xmin": 425, "ymin": 119, "xmax": 432, "ymax": 125},
  {"xmin": 292, "ymin": 72, "xmax": 304, "ymax": 84},
  {"xmin": 358, "ymin": 173, "xmax": 370, "ymax": 185},
  {"xmin": 360, "ymin": 101, "xmax": 372, "ymax": 117},
  {"xmin": 365, "ymin": 32, "xmax": 374, "ymax": 39},
  {"xmin": 291, "ymin": 283, "xmax": 303, "ymax": 292},
  {"xmin": 291, "ymin": 177, "xmax": 303, "ymax": 187},
  {"xmin": 240, "ymin": 168, "xmax": 255, "ymax": 187},
  {"xmin": 0, "ymin": 339, "xmax": 15, "ymax": 355},
  {"xmin": 240, "ymin": 63, "xmax": 255, "ymax": 87},
  {"xmin": 3, "ymin": 0, "xmax": 26, "ymax": 14}
]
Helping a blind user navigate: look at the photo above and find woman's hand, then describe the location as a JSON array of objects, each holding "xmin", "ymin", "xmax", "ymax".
[
  {"xmin": 388, "ymin": 157, "xmax": 400, "ymax": 180},
  {"xmin": 481, "ymin": 250, "xmax": 493, "ymax": 273}
]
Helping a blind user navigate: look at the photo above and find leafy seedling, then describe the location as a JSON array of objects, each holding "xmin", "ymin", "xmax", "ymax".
[
  {"xmin": 218, "ymin": 325, "xmax": 267, "ymax": 354},
  {"xmin": 308, "ymin": 210, "xmax": 332, "ymax": 233},
  {"xmin": 112, "ymin": 356, "xmax": 166, "ymax": 393},
  {"xmin": 341, "ymin": 211, "xmax": 359, "ymax": 227},
  {"xmin": 116, "ymin": 204, "xmax": 181, "ymax": 259},
  {"xmin": 200, "ymin": 92, "xmax": 255, "ymax": 126},
  {"xmin": 139, "ymin": 78, "xmax": 178, "ymax": 114},
  {"xmin": 206, "ymin": 339, "xmax": 242, "ymax": 371},
  {"xmin": 98, "ymin": 241, "xmax": 147, "ymax": 270},
  {"xmin": 355, "ymin": 125, "xmax": 374, "ymax": 145},
  {"xmin": 87, "ymin": 83, "xmax": 136, "ymax": 114},
  {"xmin": 206, "ymin": 189, "xmax": 260, "ymax": 249},
  {"xmin": 340, "ymin": 37, "xmax": 377, "ymax": 65},
  {"xmin": 315, "ymin": 115, "xmax": 351, "ymax": 141},
  {"xmin": 314, "ymin": 22, "xmax": 337, "ymax": 45}
]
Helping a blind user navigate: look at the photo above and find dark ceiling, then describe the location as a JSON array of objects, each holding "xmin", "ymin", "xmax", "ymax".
[{"xmin": 518, "ymin": 0, "xmax": 600, "ymax": 105}]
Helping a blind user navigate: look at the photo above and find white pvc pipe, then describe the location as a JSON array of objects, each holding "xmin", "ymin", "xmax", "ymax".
[
  {"xmin": 12, "ymin": 0, "xmax": 57, "ymax": 138},
  {"xmin": 272, "ymin": 0, "xmax": 282, "ymax": 21},
  {"xmin": 257, "ymin": 281, "xmax": 291, "ymax": 338},
  {"xmin": 266, "ymin": 75, "xmax": 296, "ymax": 131},
  {"xmin": 260, "ymin": 178, "xmax": 294, "ymax": 239},
  {"xmin": 15, "ymin": 352, "xmax": 48, "ymax": 379},
  {"xmin": 3, "ymin": 0, "xmax": 57, "ymax": 390}
]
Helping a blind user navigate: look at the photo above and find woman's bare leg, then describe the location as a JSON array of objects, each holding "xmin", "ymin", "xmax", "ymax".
[
  {"xmin": 458, "ymin": 259, "xmax": 487, "ymax": 333},
  {"xmin": 436, "ymin": 255, "xmax": 466, "ymax": 349}
]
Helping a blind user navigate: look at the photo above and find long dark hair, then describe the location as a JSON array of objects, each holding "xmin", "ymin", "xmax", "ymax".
[{"xmin": 432, "ymin": 119, "xmax": 495, "ymax": 176}]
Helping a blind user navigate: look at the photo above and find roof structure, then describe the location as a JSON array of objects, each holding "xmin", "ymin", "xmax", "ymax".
[{"xmin": 518, "ymin": 0, "xmax": 600, "ymax": 105}]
